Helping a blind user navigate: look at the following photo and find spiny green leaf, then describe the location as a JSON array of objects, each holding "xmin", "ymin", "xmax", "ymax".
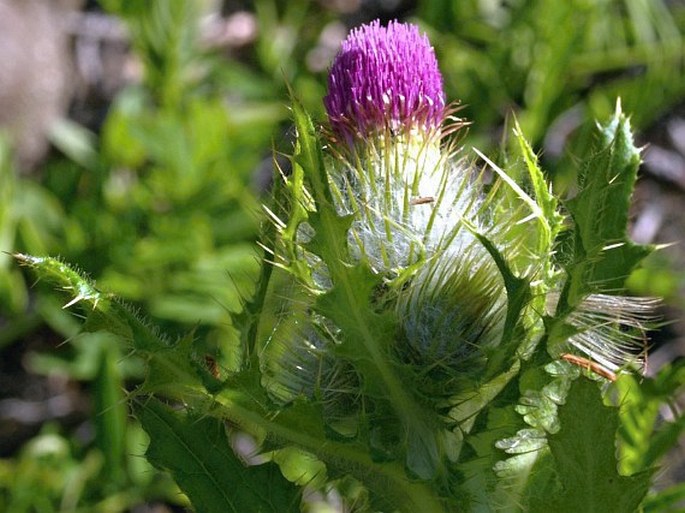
[
  {"xmin": 14, "ymin": 253, "xmax": 207, "ymax": 399},
  {"xmin": 289, "ymin": 87, "xmax": 332, "ymax": 208},
  {"xmin": 14, "ymin": 253, "xmax": 109, "ymax": 310},
  {"xmin": 212, "ymin": 386, "xmax": 449, "ymax": 513},
  {"xmin": 513, "ymin": 119, "xmax": 564, "ymax": 253},
  {"xmin": 561, "ymin": 102, "xmax": 651, "ymax": 310},
  {"xmin": 137, "ymin": 333, "xmax": 205, "ymax": 397},
  {"xmin": 315, "ymin": 264, "xmax": 387, "ymax": 352},
  {"xmin": 615, "ymin": 374, "xmax": 660, "ymax": 475},
  {"xmin": 448, "ymin": 360, "xmax": 521, "ymax": 435},
  {"xmin": 306, "ymin": 210, "xmax": 355, "ymax": 269},
  {"xmin": 511, "ymin": 120, "xmax": 565, "ymax": 319},
  {"xmin": 137, "ymin": 398, "xmax": 301, "ymax": 513},
  {"xmin": 454, "ymin": 394, "xmax": 537, "ymax": 512},
  {"xmin": 14, "ymin": 253, "xmax": 168, "ymax": 351},
  {"xmin": 546, "ymin": 378, "xmax": 652, "ymax": 513},
  {"xmin": 473, "ymin": 233, "xmax": 532, "ymax": 379},
  {"xmin": 315, "ymin": 266, "xmax": 446, "ymax": 480}
]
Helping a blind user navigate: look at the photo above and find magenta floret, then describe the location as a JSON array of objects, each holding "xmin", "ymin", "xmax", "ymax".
[{"xmin": 324, "ymin": 20, "xmax": 445, "ymax": 141}]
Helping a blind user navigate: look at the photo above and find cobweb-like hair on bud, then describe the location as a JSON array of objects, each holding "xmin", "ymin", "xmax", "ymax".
[
  {"xmin": 325, "ymin": 122, "xmax": 477, "ymax": 276},
  {"xmin": 561, "ymin": 293, "xmax": 658, "ymax": 372},
  {"xmin": 258, "ymin": 286, "xmax": 362, "ymax": 434},
  {"xmin": 396, "ymin": 249, "xmax": 507, "ymax": 390},
  {"xmin": 318, "ymin": 128, "xmax": 550, "ymax": 394}
]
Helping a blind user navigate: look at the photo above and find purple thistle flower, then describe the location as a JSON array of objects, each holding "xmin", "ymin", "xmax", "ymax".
[{"xmin": 324, "ymin": 20, "xmax": 446, "ymax": 142}]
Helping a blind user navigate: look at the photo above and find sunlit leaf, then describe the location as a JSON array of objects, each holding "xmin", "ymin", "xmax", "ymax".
[
  {"xmin": 137, "ymin": 398, "xmax": 301, "ymax": 513},
  {"xmin": 544, "ymin": 378, "xmax": 653, "ymax": 513}
]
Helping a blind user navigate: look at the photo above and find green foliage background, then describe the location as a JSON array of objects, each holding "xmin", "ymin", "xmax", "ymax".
[{"xmin": 1, "ymin": 0, "xmax": 684, "ymax": 512}]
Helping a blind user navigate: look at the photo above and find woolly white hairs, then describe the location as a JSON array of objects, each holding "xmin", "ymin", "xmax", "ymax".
[{"xmin": 327, "ymin": 135, "xmax": 484, "ymax": 276}]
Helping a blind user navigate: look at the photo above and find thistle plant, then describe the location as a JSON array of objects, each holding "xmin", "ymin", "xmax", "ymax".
[{"xmin": 15, "ymin": 19, "xmax": 684, "ymax": 513}]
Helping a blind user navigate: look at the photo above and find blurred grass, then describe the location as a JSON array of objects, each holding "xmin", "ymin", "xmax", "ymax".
[
  {"xmin": 420, "ymin": 0, "xmax": 685, "ymax": 185},
  {"xmin": 0, "ymin": 0, "xmax": 684, "ymax": 511}
]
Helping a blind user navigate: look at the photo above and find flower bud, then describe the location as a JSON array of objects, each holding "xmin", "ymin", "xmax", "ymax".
[{"xmin": 324, "ymin": 20, "xmax": 445, "ymax": 144}]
